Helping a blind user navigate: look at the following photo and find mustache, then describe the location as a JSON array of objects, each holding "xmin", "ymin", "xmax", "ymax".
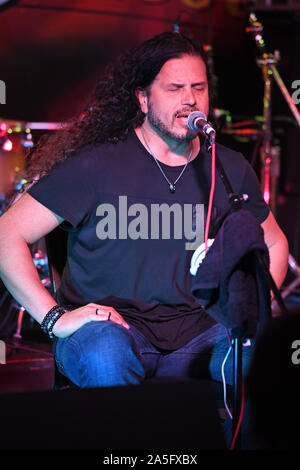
[{"xmin": 174, "ymin": 108, "xmax": 198, "ymax": 118}]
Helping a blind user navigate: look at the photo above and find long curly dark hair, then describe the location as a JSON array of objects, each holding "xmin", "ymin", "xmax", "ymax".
[{"xmin": 23, "ymin": 32, "xmax": 215, "ymax": 189}]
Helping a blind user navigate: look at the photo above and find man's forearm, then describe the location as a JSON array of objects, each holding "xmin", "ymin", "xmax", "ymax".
[
  {"xmin": 0, "ymin": 236, "xmax": 57, "ymax": 323},
  {"xmin": 261, "ymin": 211, "xmax": 289, "ymax": 294},
  {"xmin": 268, "ymin": 236, "xmax": 289, "ymax": 291}
]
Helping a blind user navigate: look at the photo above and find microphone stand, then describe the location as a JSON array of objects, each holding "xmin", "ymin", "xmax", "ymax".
[{"xmin": 206, "ymin": 136, "xmax": 287, "ymax": 449}]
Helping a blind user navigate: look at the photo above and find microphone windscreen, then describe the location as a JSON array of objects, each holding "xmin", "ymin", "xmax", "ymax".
[{"xmin": 187, "ymin": 111, "xmax": 207, "ymax": 132}]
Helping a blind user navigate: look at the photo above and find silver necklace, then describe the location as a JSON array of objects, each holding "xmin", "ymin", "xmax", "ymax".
[{"xmin": 140, "ymin": 126, "xmax": 192, "ymax": 193}]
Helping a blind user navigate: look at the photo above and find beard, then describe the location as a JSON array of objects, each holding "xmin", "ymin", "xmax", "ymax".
[{"xmin": 147, "ymin": 100, "xmax": 194, "ymax": 143}]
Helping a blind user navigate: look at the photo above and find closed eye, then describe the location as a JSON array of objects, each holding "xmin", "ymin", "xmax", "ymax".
[
  {"xmin": 194, "ymin": 87, "xmax": 205, "ymax": 92},
  {"xmin": 167, "ymin": 83, "xmax": 207, "ymax": 92},
  {"xmin": 193, "ymin": 83, "xmax": 206, "ymax": 91},
  {"xmin": 167, "ymin": 85, "xmax": 183, "ymax": 91}
]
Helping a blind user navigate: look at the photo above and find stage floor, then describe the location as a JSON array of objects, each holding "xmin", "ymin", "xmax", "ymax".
[{"xmin": 0, "ymin": 335, "xmax": 54, "ymax": 394}]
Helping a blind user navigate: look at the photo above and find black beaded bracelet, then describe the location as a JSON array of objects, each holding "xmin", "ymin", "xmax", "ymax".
[
  {"xmin": 41, "ymin": 305, "xmax": 67, "ymax": 339},
  {"xmin": 41, "ymin": 305, "xmax": 61, "ymax": 333},
  {"xmin": 47, "ymin": 308, "xmax": 67, "ymax": 339}
]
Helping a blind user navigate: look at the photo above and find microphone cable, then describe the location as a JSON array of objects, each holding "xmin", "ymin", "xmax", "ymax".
[{"xmin": 204, "ymin": 137, "xmax": 216, "ymax": 253}]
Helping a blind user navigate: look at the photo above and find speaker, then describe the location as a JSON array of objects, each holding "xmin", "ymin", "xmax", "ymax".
[{"xmin": 0, "ymin": 379, "xmax": 226, "ymax": 450}]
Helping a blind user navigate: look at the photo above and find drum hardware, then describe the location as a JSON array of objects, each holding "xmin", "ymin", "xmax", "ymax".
[
  {"xmin": 0, "ymin": 119, "xmax": 33, "ymax": 213},
  {"xmin": 11, "ymin": 248, "xmax": 51, "ymax": 341},
  {"xmin": 0, "ymin": 120, "xmax": 61, "ymax": 341},
  {"xmin": 221, "ymin": 127, "xmax": 262, "ymax": 136},
  {"xmin": 272, "ymin": 253, "xmax": 300, "ymax": 313},
  {"xmin": 12, "ymin": 306, "xmax": 25, "ymax": 340},
  {"xmin": 247, "ymin": 12, "xmax": 300, "ymax": 209},
  {"xmin": 247, "ymin": 11, "xmax": 300, "ymax": 310}
]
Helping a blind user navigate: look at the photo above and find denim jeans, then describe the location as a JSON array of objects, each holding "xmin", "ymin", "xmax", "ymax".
[
  {"xmin": 54, "ymin": 320, "xmax": 254, "ymax": 388},
  {"xmin": 54, "ymin": 320, "xmax": 255, "ymax": 448}
]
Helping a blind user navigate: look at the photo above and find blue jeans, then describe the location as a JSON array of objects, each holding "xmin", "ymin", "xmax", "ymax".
[{"xmin": 54, "ymin": 320, "xmax": 254, "ymax": 388}]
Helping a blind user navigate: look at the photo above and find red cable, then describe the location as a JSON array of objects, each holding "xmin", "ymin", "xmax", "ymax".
[
  {"xmin": 204, "ymin": 142, "xmax": 216, "ymax": 253},
  {"xmin": 230, "ymin": 379, "xmax": 245, "ymax": 450}
]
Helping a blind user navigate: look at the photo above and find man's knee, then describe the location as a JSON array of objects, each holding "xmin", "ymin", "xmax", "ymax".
[
  {"xmin": 84, "ymin": 321, "xmax": 132, "ymax": 352},
  {"xmin": 56, "ymin": 321, "xmax": 145, "ymax": 387}
]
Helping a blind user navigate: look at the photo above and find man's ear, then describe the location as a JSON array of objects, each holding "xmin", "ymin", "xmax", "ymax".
[{"xmin": 135, "ymin": 87, "xmax": 148, "ymax": 114}]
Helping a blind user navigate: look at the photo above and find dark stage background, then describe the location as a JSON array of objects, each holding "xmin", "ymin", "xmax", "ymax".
[{"xmin": 0, "ymin": 0, "xmax": 299, "ymax": 258}]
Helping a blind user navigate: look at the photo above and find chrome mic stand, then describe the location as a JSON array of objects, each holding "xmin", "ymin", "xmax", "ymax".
[{"xmin": 246, "ymin": 12, "xmax": 300, "ymax": 310}]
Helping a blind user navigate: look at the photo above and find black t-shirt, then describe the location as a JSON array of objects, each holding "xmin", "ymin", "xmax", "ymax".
[{"xmin": 28, "ymin": 130, "xmax": 269, "ymax": 350}]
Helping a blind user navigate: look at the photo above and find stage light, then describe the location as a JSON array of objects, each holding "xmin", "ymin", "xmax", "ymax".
[{"xmin": 2, "ymin": 138, "xmax": 13, "ymax": 151}]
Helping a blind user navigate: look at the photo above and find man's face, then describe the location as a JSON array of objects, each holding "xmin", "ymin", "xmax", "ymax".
[{"xmin": 139, "ymin": 54, "xmax": 209, "ymax": 143}]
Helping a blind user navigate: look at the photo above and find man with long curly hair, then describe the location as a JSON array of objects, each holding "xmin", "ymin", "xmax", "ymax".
[{"xmin": 0, "ymin": 32, "xmax": 288, "ymax": 389}]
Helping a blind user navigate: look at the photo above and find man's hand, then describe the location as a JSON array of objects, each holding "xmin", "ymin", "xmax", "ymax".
[{"xmin": 52, "ymin": 303, "xmax": 130, "ymax": 338}]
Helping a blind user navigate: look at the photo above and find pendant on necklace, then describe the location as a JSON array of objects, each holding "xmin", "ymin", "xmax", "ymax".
[{"xmin": 169, "ymin": 183, "xmax": 175, "ymax": 193}]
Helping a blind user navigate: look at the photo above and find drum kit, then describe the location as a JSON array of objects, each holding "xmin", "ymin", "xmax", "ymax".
[
  {"xmin": 0, "ymin": 119, "xmax": 57, "ymax": 340},
  {"xmin": 0, "ymin": 10, "xmax": 299, "ymax": 341}
]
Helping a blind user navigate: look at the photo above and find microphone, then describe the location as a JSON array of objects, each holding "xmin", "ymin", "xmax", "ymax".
[{"xmin": 187, "ymin": 111, "xmax": 216, "ymax": 144}]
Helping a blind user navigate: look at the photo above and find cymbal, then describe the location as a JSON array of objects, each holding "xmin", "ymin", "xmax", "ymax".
[
  {"xmin": 0, "ymin": 118, "xmax": 26, "ymax": 129},
  {"xmin": 0, "ymin": 119, "xmax": 63, "ymax": 131}
]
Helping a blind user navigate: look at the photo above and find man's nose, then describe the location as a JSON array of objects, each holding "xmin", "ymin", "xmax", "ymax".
[{"xmin": 181, "ymin": 88, "xmax": 196, "ymax": 106}]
